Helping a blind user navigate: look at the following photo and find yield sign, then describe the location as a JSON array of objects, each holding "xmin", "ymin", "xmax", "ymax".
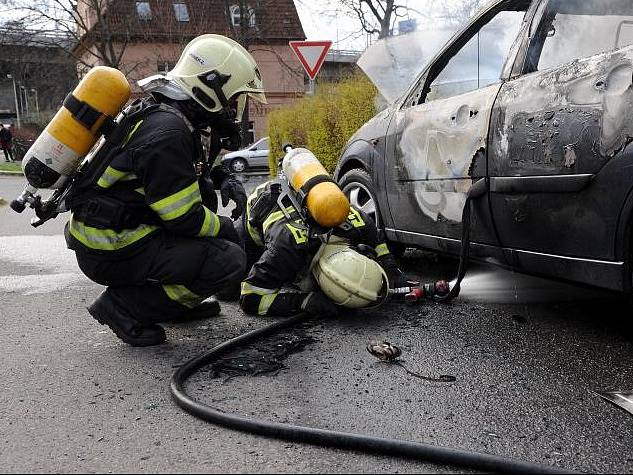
[{"xmin": 289, "ymin": 41, "xmax": 332, "ymax": 80}]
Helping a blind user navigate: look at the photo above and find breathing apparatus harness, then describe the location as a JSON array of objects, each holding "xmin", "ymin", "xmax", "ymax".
[
  {"xmin": 272, "ymin": 144, "xmax": 353, "ymax": 242},
  {"xmin": 28, "ymin": 92, "xmax": 243, "ymax": 231},
  {"xmin": 20, "ymin": 98, "xmax": 160, "ymax": 228}
]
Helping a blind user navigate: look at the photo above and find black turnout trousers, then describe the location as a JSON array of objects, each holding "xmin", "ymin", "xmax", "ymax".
[{"xmin": 74, "ymin": 231, "xmax": 246, "ymax": 323}]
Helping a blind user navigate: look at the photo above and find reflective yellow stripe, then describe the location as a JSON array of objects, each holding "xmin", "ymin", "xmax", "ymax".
[
  {"xmin": 286, "ymin": 223, "xmax": 308, "ymax": 244},
  {"xmin": 240, "ymin": 282, "xmax": 279, "ymax": 316},
  {"xmin": 123, "ymin": 120, "xmax": 144, "ymax": 147},
  {"xmin": 348, "ymin": 207, "xmax": 365, "ymax": 228},
  {"xmin": 121, "ymin": 173, "xmax": 138, "ymax": 182},
  {"xmin": 247, "ymin": 182, "xmax": 269, "ymax": 204},
  {"xmin": 262, "ymin": 206, "xmax": 297, "ymax": 234},
  {"xmin": 97, "ymin": 166, "xmax": 128, "ymax": 189},
  {"xmin": 241, "ymin": 282, "xmax": 278, "ymax": 296},
  {"xmin": 198, "ymin": 207, "xmax": 221, "ymax": 237},
  {"xmin": 162, "ymin": 284, "xmax": 203, "ymax": 309},
  {"xmin": 150, "ymin": 181, "xmax": 201, "ymax": 221},
  {"xmin": 69, "ymin": 216, "xmax": 158, "ymax": 251},
  {"xmin": 258, "ymin": 293, "xmax": 278, "ymax": 316},
  {"xmin": 245, "ymin": 187, "xmax": 265, "ymax": 247},
  {"xmin": 246, "ymin": 219, "xmax": 263, "ymax": 247},
  {"xmin": 375, "ymin": 243, "xmax": 390, "ymax": 258},
  {"xmin": 135, "ymin": 187, "xmax": 146, "ymax": 196}
]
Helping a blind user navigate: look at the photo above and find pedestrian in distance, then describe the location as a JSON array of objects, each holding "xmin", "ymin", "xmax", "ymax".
[{"xmin": 0, "ymin": 124, "xmax": 14, "ymax": 162}]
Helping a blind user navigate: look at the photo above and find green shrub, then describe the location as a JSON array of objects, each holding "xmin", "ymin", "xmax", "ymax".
[{"xmin": 267, "ymin": 74, "xmax": 377, "ymax": 175}]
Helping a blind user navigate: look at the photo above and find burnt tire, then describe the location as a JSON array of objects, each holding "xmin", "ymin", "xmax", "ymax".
[{"xmin": 339, "ymin": 168, "xmax": 407, "ymax": 257}]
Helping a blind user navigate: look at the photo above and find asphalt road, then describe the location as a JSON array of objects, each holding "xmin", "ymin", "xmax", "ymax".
[{"xmin": 1, "ymin": 174, "xmax": 633, "ymax": 473}]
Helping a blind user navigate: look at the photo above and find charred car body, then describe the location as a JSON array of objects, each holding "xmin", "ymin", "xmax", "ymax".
[{"xmin": 336, "ymin": 0, "xmax": 633, "ymax": 292}]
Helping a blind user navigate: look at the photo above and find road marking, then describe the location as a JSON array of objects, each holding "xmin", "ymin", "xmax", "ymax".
[
  {"xmin": 0, "ymin": 235, "xmax": 91, "ymax": 294},
  {"xmin": 0, "ymin": 273, "xmax": 89, "ymax": 295}
]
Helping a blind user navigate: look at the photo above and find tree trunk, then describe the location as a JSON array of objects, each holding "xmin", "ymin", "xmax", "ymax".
[{"xmin": 379, "ymin": 0, "xmax": 395, "ymax": 38}]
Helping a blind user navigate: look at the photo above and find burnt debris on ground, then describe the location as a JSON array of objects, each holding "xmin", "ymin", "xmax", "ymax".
[{"xmin": 206, "ymin": 328, "xmax": 317, "ymax": 379}]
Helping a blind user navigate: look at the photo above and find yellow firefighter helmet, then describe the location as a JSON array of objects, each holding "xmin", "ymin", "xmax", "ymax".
[
  {"xmin": 312, "ymin": 240, "xmax": 389, "ymax": 309},
  {"xmin": 139, "ymin": 34, "xmax": 266, "ymax": 121}
]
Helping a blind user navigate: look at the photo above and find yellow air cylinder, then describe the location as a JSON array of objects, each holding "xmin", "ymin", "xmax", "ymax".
[
  {"xmin": 282, "ymin": 148, "xmax": 350, "ymax": 228},
  {"xmin": 22, "ymin": 66, "xmax": 131, "ymax": 189}
]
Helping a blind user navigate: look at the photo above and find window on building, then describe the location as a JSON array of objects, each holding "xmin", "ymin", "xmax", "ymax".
[
  {"xmin": 136, "ymin": 1, "xmax": 151, "ymax": 21},
  {"xmin": 230, "ymin": 4, "xmax": 256, "ymax": 27},
  {"xmin": 173, "ymin": 3, "xmax": 190, "ymax": 22}
]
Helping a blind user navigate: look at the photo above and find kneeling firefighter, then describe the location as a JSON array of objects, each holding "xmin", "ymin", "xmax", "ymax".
[
  {"xmin": 238, "ymin": 147, "xmax": 409, "ymax": 318},
  {"xmin": 65, "ymin": 35, "xmax": 266, "ymax": 346}
]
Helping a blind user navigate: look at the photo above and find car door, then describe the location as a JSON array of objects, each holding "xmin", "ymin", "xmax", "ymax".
[
  {"xmin": 489, "ymin": 0, "xmax": 633, "ymax": 262},
  {"xmin": 250, "ymin": 138, "xmax": 270, "ymax": 168},
  {"xmin": 384, "ymin": 1, "xmax": 531, "ymax": 249}
]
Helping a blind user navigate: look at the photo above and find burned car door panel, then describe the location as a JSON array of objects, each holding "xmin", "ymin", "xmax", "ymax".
[
  {"xmin": 388, "ymin": 85, "xmax": 500, "ymax": 241},
  {"xmin": 489, "ymin": 0, "xmax": 633, "ymax": 263},
  {"xmin": 385, "ymin": 5, "xmax": 528, "ymax": 244}
]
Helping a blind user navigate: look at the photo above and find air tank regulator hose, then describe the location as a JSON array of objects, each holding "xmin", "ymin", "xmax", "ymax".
[{"xmin": 170, "ymin": 178, "xmax": 570, "ymax": 473}]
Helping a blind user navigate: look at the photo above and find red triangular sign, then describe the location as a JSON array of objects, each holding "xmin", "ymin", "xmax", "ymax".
[{"xmin": 290, "ymin": 41, "xmax": 333, "ymax": 80}]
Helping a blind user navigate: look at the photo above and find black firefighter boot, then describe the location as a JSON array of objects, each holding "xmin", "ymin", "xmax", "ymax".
[{"xmin": 87, "ymin": 289, "xmax": 166, "ymax": 347}]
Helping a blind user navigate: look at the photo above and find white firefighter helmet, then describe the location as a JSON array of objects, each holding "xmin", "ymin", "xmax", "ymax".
[
  {"xmin": 312, "ymin": 241, "xmax": 390, "ymax": 309},
  {"xmin": 138, "ymin": 34, "xmax": 266, "ymax": 120}
]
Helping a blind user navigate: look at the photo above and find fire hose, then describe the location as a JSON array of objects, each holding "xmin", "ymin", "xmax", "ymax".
[
  {"xmin": 170, "ymin": 317, "xmax": 568, "ymax": 473},
  {"xmin": 170, "ymin": 178, "xmax": 572, "ymax": 473}
]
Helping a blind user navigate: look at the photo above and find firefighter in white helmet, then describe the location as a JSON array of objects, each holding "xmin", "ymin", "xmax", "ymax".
[
  {"xmin": 236, "ymin": 152, "xmax": 408, "ymax": 318},
  {"xmin": 66, "ymin": 35, "xmax": 266, "ymax": 346}
]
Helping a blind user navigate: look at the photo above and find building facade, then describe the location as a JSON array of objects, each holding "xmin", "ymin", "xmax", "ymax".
[
  {"xmin": 0, "ymin": 30, "xmax": 76, "ymax": 127},
  {"xmin": 74, "ymin": 0, "xmax": 306, "ymax": 143}
]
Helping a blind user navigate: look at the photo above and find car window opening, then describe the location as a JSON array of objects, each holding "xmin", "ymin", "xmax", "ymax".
[
  {"xmin": 411, "ymin": 0, "xmax": 531, "ymax": 106},
  {"xmin": 525, "ymin": 0, "xmax": 633, "ymax": 74}
]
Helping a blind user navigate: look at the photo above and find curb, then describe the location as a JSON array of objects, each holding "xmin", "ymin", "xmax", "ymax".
[{"xmin": 0, "ymin": 171, "xmax": 23, "ymax": 176}]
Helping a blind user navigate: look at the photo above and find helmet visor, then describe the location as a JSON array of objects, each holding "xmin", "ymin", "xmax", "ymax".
[
  {"xmin": 231, "ymin": 89, "xmax": 268, "ymax": 121},
  {"xmin": 235, "ymin": 94, "xmax": 247, "ymax": 122}
]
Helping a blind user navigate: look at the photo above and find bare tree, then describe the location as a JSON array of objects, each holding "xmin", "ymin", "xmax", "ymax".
[
  {"xmin": 441, "ymin": 0, "xmax": 486, "ymax": 26},
  {"xmin": 335, "ymin": 0, "xmax": 430, "ymax": 39},
  {"xmin": 2, "ymin": 0, "xmax": 133, "ymax": 71}
]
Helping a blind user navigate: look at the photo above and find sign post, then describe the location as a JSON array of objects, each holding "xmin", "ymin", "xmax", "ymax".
[{"xmin": 289, "ymin": 41, "xmax": 333, "ymax": 95}]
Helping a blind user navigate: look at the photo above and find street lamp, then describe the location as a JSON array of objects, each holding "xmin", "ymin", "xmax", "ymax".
[
  {"xmin": 6, "ymin": 74, "xmax": 21, "ymax": 128},
  {"xmin": 20, "ymin": 85, "xmax": 29, "ymax": 117},
  {"xmin": 30, "ymin": 88, "xmax": 40, "ymax": 121}
]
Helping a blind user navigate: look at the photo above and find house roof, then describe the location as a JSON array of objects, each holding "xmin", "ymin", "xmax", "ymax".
[{"xmin": 78, "ymin": 0, "xmax": 305, "ymax": 48}]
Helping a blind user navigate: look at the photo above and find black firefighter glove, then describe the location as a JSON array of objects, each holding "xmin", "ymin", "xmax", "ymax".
[
  {"xmin": 376, "ymin": 253, "xmax": 410, "ymax": 289},
  {"xmin": 301, "ymin": 291, "xmax": 338, "ymax": 318},
  {"xmin": 220, "ymin": 177, "xmax": 247, "ymax": 220},
  {"xmin": 211, "ymin": 166, "xmax": 247, "ymax": 220},
  {"xmin": 216, "ymin": 215, "xmax": 242, "ymax": 248}
]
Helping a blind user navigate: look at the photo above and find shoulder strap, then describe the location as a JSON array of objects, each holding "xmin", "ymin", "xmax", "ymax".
[
  {"xmin": 156, "ymin": 103, "xmax": 195, "ymax": 133},
  {"xmin": 65, "ymin": 98, "xmax": 163, "ymax": 206},
  {"xmin": 297, "ymin": 175, "xmax": 337, "ymax": 206}
]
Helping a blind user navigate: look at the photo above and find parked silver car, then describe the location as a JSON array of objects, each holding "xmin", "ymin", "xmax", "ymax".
[{"xmin": 222, "ymin": 136, "xmax": 270, "ymax": 173}]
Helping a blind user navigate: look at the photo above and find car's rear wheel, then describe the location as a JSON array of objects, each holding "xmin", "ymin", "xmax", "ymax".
[
  {"xmin": 339, "ymin": 168, "xmax": 407, "ymax": 257},
  {"xmin": 230, "ymin": 157, "xmax": 247, "ymax": 173}
]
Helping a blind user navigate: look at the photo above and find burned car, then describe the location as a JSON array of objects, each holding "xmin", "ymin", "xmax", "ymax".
[{"xmin": 335, "ymin": 0, "xmax": 633, "ymax": 292}]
